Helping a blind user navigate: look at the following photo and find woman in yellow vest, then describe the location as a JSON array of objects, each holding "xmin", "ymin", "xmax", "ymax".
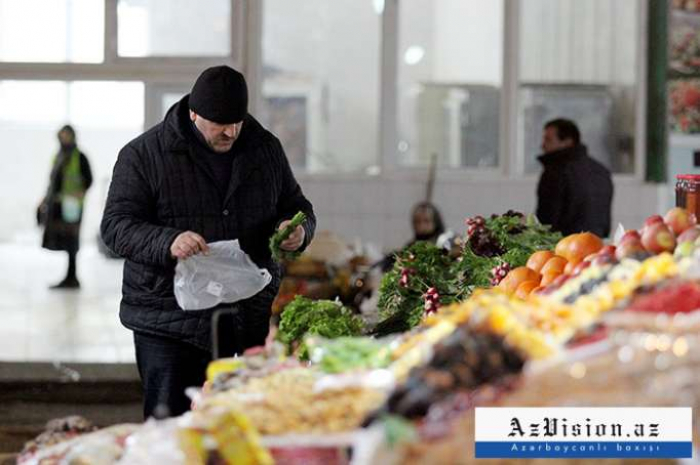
[{"xmin": 38, "ymin": 125, "xmax": 93, "ymax": 289}]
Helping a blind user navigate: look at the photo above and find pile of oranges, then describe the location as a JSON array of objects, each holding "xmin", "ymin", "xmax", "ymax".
[{"xmin": 498, "ymin": 232, "xmax": 605, "ymax": 299}]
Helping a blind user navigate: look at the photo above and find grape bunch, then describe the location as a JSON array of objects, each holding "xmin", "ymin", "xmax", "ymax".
[
  {"xmin": 465, "ymin": 215, "xmax": 503, "ymax": 257},
  {"xmin": 490, "ymin": 262, "xmax": 511, "ymax": 286}
]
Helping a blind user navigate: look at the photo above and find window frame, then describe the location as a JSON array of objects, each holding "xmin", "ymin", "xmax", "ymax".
[
  {"xmin": 107, "ymin": 0, "xmax": 245, "ymax": 64},
  {"xmin": 0, "ymin": 0, "xmax": 647, "ymax": 182},
  {"xmin": 0, "ymin": 0, "xmax": 246, "ymax": 133}
]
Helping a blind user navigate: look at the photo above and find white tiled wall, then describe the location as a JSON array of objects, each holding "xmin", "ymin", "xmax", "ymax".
[{"xmin": 299, "ymin": 175, "xmax": 671, "ymax": 251}]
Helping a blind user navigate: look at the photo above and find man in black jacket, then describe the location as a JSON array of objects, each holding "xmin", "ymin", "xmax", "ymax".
[
  {"xmin": 536, "ymin": 118, "xmax": 613, "ymax": 238},
  {"xmin": 101, "ymin": 66, "xmax": 316, "ymax": 418}
]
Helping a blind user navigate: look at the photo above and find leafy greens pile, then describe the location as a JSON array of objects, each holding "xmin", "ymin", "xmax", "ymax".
[
  {"xmin": 373, "ymin": 212, "xmax": 561, "ymax": 336},
  {"xmin": 277, "ymin": 296, "xmax": 364, "ymax": 355}
]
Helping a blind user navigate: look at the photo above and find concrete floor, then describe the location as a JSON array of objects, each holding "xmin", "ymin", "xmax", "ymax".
[{"xmin": 0, "ymin": 239, "xmax": 134, "ymax": 363}]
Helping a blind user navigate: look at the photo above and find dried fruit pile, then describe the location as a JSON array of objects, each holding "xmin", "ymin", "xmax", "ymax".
[{"xmin": 383, "ymin": 328, "xmax": 524, "ymax": 419}]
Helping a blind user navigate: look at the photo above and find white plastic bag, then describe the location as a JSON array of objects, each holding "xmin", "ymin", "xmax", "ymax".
[
  {"xmin": 174, "ymin": 240, "xmax": 271, "ymax": 311},
  {"xmin": 613, "ymin": 223, "xmax": 626, "ymax": 245}
]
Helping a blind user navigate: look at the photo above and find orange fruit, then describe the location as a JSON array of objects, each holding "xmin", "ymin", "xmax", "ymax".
[
  {"xmin": 498, "ymin": 277, "xmax": 517, "ymax": 295},
  {"xmin": 508, "ymin": 266, "xmax": 542, "ymax": 285},
  {"xmin": 526, "ymin": 250, "xmax": 555, "ymax": 273},
  {"xmin": 564, "ymin": 261, "xmax": 576, "ymax": 275},
  {"xmin": 541, "ymin": 256, "xmax": 568, "ymax": 275},
  {"xmin": 531, "ymin": 286, "xmax": 545, "ymax": 295},
  {"xmin": 566, "ymin": 232, "xmax": 604, "ymax": 265},
  {"xmin": 555, "ymin": 234, "xmax": 578, "ymax": 258},
  {"xmin": 540, "ymin": 270, "xmax": 561, "ymax": 287},
  {"xmin": 515, "ymin": 280, "xmax": 539, "ymax": 300},
  {"xmin": 498, "ymin": 266, "xmax": 541, "ymax": 295}
]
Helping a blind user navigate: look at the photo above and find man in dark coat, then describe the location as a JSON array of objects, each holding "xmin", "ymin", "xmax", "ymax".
[
  {"xmin": 39, "ymin": 125, "xmax": 93, "ymax": 289},
  {"xmin": 536, "ymin": 118, "xmax": 613, "ymax": 238},
  {"xmin": 101, "ymin": 66, "xmax": 316, "ymax": 418}
]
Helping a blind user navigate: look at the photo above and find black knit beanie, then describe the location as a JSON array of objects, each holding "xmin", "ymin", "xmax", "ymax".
[{"xmin": 189, "ymin": 66, "xmax": 248, "ymax": 124}]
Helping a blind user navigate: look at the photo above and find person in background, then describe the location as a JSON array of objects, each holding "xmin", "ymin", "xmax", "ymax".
[
  {"xmin": 381, "ymin": 202, "xmax": 452, "ymax": 271},
  {"xmin": 536, "ymin": 118, "xmax": 613, "ymax": 238},
  {"xmin": 101, "ymin": 65, "xmax": 316, "ymax": 419},
  {"xmin": 38, "ymin": 125, "xmax": 93, "ymax": 289},
  {"xmin": 410, "ymin": 201, "xmax": 446, "ymax": 245}
]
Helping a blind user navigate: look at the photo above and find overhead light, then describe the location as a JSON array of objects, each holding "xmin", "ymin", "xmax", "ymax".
[
  {"xmin": 404, "ymin": 46, "xmax": 425, "ymax": 65},
  {"xmin": 373, "ymin": 0, "xmax": 385, "ymax": 15}
]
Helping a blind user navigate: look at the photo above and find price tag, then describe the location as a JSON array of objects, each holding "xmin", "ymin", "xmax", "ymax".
[{"xmin": 206, "ymin": 281, "xmax": 223, "ymax": 297}]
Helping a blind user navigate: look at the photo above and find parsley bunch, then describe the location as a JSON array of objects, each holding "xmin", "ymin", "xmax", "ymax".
[
  {"xmin": 269, "ymin": 211, "xmax": 307, "ymax": 261},
  {"xmin": 277, "ymin": 296, "xmax": 365, "ymax": 355}
]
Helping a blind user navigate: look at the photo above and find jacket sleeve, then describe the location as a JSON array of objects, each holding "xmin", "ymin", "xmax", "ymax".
[
  {"xmin": 536, "ymin": 169, "xmax": 566, "ymax": 232},
  {"xmin": 100, "ymin": 144, "xmax": 183, "ymax": 266},
  {"xmin": 274, "ymin": 140, "xmax": 316, "ymax": 251}
]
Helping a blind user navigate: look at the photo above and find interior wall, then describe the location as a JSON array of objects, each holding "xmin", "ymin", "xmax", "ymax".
[{"xmin": 299, "ymin": 175, "xmax": 671, "ymax": 251}]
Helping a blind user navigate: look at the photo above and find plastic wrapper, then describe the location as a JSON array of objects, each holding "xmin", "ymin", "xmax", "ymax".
[
  {"xmin": 306, "ymin": 335, "xmax": 395, "ymax": 374},
  {"xmin": 118, "ymin": 410, "xmax": 272, "ymax": 465},
  {"xmin": 19, "ymin": 416, "xmax": 98, "ymax": 462},
  {"xmin": 174, "ymin": 239, "xmax": 271, "ymax": 311},
  {"xmin": 613, "ymin": 222, "xmax": 626, "ymax": 245},
  {"xmin": 18, "ymin": 423, "xmax": 140, "ymax": 465}
]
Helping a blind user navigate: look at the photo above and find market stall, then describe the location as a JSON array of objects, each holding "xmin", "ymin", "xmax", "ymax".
[{"xmin": 18, "ymin": 207, "xmax": 700, "ymax": 464}]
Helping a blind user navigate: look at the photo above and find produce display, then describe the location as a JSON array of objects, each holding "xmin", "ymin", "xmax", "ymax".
[
  {"xmin": 205, "ymin": 343, "xmax": 299, "ymax": 394},
  {"xmin": 18, "ymin": 416, "xmax": 98, "ymax": 463},
  {"xmin": 674, "ymin": 0, "xmax": 700, "ymax": 12},
  {"xmin": 198, "ymin": 368, "xmax": 386, "ymax": 435},
  {"xmin": 21, "ymin": 203, "xmax": 700, "ymax": 464},
  {"xmin": 306, "ymin": 336, "xmax": 393, "ymax": 374},
  {"xmin": 626, "ymin": 280, "xmax": 700, "ymax": 313},
  {"xmin": 276, "ymin": 296, "xmax": 364, "ymax": 355},
  {"xmin": 375, "ymin": 212, "xmax": 560, "ymax": 335},
  {"xmin": 382, "ymin": 328, "xmax": 524, "ymax": 419},
  {"xmin": 671, "ymin": 19, "xmax": 700, "ymax": 73},
  {"xmin": 18, "ymin": 424, "xmax": 139, "ymax": 465},
  {"xmin": 669, "ymin": 79, "xmax": 700, "ymax": 133}
]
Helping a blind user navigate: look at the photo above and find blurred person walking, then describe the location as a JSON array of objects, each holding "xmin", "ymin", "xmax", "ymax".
[{"xmin": 38, "ymin": 125, "xmax": 93, "ymax": 289}]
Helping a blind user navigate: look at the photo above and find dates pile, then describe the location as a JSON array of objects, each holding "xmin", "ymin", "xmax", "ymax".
[{"xmin": 385, "ymin": 328, "xmax": 524, "ymax": 418}]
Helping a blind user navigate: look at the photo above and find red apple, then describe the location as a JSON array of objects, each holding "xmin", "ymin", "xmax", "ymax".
[
  {"xmin": 664, "ymin": 207, "xmax": 697, "ymax": 236},
  {"xmin": 644, "ymin": 215, "xmax": 664, "ymax": 228},
  {"xmin": 619, "ymin": 230, "xmax": 641, "ymax": 245},
  {"xmin": 615, "ymin": 239, "xmax": 646, "ymax": 260},
  {"xmin": 591, "ymin": 253, "xmax": 616, "ymax": 266},
  {"xmin": 641, "ymin": 222, "xmax": 676, "ymax": 254},
  {"xmin": 641, "ymin": 216, "xmax": 664, "ymax": 236},
  {"xmin": 599, "ymin": 245, "xmax": 616, "ymax": 256}
]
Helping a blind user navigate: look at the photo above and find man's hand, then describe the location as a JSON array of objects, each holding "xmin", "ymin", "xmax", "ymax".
[
  {"xmin": 278, "ymin": 220, "xmax": 305, "ymax": 251},
  {"xmin": 170, "ymin": 231, "xmax": 209, "ymax": 259}
]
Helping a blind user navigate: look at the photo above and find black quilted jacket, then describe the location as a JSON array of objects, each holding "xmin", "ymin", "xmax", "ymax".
[{"xmin": 101, "ymin": 95, "xmax": 316, "ymax": 351}]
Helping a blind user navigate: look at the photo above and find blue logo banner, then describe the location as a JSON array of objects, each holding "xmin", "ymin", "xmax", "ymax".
[{"xmin": 475, "ymin": 441, "xmax": 693, "ymax": 458}]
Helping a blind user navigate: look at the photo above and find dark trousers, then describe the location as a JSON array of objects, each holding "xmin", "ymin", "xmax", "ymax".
[
  {"xmin": 66, "ymin": 250, "xmax": 77, "ymax": 280},
  {"xmin": 132, "ymin": 307, "xmax": 271, "ymax": 419},
  {"xmin": 133, "ymin": 332, "xmax": 211, "ymax": 419}
]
